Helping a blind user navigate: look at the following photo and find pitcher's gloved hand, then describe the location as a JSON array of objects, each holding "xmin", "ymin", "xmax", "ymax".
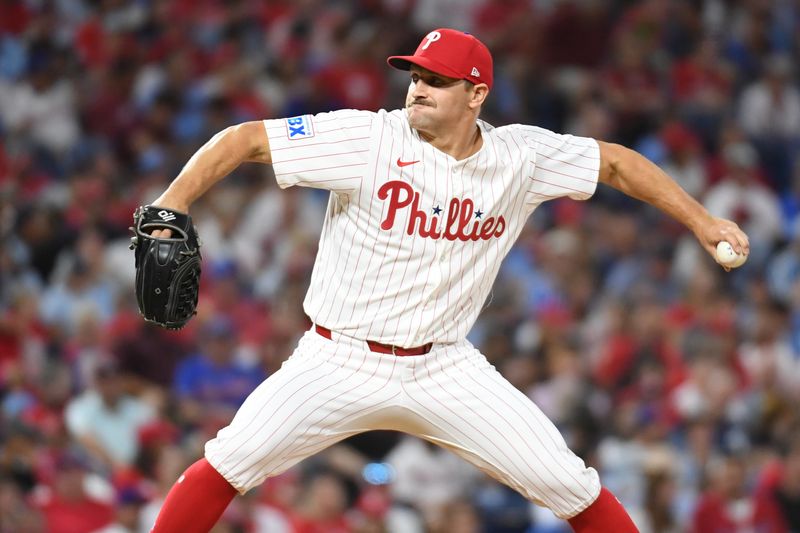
[{"xmin": 130, "ymin": 205, "xmax": 202, "ymax": 329}]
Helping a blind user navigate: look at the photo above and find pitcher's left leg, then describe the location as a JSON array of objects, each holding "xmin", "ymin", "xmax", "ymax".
[{"xmin": 401, "ymin": 342, "xmax": 636, "ymax": 530}]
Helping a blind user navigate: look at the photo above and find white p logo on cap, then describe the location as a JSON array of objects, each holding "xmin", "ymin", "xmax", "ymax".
[{"xmin": 422, "ymin": 31, "xmax": 441, "ymax": 50}]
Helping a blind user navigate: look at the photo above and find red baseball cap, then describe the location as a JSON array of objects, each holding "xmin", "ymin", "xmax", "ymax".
[{"xmin": 387, "ymin": 28, "xmax": 493, "ymax": 90}]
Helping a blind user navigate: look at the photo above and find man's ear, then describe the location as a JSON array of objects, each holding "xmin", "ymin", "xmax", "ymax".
[{"xmin": 468, "ymin": 83, "xmax": 489, "ymax": 110}]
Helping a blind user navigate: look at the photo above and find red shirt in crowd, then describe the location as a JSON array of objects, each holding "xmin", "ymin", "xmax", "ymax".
[
  {"xmin": 290, "ymin": 514, "xmax": 351, "ymax": 533},
  {"xmin": 38, "ymin": 496, "xmax": 114, "ymax": 533},
  {"xmin": 690, "ymin": 491, "xmax": 787, "ymax": 533}
]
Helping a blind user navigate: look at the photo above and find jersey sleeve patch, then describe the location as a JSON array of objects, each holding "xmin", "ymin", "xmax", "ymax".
[{"xmin": 285, "ymin": 115, "xmax": 315, "ymax": 140}]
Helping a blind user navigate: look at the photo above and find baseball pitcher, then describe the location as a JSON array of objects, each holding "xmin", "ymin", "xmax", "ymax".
[{"xmin": 138, "ymin": 29, "xmax": 749, "ymax": 532}]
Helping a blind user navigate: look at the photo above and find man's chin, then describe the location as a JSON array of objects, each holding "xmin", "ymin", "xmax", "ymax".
[{"xmin": 406, "ymin": 107, "xmax": 430, "ymax": 129}]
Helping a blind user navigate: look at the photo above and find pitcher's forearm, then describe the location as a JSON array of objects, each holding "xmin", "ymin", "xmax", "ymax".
[
  {"xmin": 153, "ymin": 121, "xmax": 271, "ymax": 211},
  {"xmin": 598, "ymin": 141, "xmax": 713, "ymax": 234}
]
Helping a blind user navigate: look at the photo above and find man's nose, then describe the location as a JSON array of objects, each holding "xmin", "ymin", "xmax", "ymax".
[{"xmin": 411, "ymin": 84, "xmax": 430, "ymax": 102}]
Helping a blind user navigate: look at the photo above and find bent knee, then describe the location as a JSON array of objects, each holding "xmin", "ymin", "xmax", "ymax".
[{"xmin": 522, "ymin": 465, "xmax": 601, "ymax": 519}]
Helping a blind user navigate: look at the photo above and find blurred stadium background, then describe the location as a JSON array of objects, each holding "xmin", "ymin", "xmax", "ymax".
[{"xmin": 1, "ymin": 0, "xmax": 800, "ymax": 532}]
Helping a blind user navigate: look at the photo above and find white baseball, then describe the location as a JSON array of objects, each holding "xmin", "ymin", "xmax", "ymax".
[{"xmin": 716, "ymin": 241, "xmax": 747, "ymax": 268}]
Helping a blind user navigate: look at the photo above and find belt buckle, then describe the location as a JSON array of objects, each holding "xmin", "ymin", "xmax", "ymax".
[{"xmin": 392, "ymin": 345, "xmax": 397, "ymax": 356}]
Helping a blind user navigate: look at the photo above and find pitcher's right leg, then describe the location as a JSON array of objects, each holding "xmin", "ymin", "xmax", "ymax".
[
  {"xmin": 150, "ymin": 458, "xmax": 236, "ymax": 533},
  {"xmin": 152, "ymin": 329, "xmax": 402, "ymax": 532},
  {"xmin": 206, "ymin": 329, "xmax": 402, "ymax": 491}
]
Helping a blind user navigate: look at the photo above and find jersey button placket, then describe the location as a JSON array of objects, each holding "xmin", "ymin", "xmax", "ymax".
[
  {"xmin": 435, "ymin": 162, "xmax": 456, "ymax": 286},
  {"xmin": 423, "ymin": 159, "xmax": 453, "ymax": 306}
]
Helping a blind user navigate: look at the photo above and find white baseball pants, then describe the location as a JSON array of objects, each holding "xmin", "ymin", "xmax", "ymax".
[{"xmin": 205, "ymin": 327, "xmax": 600, "ymax": 518}]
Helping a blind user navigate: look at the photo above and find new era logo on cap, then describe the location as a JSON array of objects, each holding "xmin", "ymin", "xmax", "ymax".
[{"xmin": 387, "ymin": 28, "xmax": 494, "ymax": 90}]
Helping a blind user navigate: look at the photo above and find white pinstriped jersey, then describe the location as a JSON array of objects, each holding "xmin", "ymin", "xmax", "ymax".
[{"xmin": 263, "ymin": 109, "xmax": 599, "ymax": 347}]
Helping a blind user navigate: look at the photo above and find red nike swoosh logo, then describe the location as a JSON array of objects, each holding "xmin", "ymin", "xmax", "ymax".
[{"xmin": 396, "ymin": 158, "xmax": 419, "ymax": 167}]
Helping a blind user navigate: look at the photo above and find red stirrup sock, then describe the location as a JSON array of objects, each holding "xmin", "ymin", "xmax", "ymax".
[
  {"xmin": 568, "ymin": 487, "xmax": 639, "ymax": 532},
  {"xmin": 150, "ymin": 458, "xmax": 238, "ymax": 533}
]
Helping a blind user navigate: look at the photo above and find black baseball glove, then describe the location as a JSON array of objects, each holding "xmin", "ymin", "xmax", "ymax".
[{"xmin": 130, "ymin": 205, "xmax": 202, "ymax": 330}]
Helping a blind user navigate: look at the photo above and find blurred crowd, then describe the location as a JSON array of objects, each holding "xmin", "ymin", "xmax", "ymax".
[{"xmin": 1, "ymin": 0, "xmax": 800, "ymax": 532}]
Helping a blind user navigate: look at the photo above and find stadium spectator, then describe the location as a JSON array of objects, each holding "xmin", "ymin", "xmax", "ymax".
[
  {"xmin": 763, "ymin": 434, "xmax": 800, "ymax": 531},
  {"xmin": 669, "ymin": 37, "xmax": 734, "ymax": 149},
  {"xmin": 738, "ymin": 54, "xmax": 800, "ymax": 191},
  {"xmin": 385, "ymin": 435, "xmax": 481, "ymax": 528},
  {"xmin": 251, "ymin": 469, "xmax": 302, "ymax": 533},
  {"xmin": 288, "ymin": 469, "xmax": 352, "ymax": 533},
  {"xmin": 64, "ymin": 362, "xmax": 155, "ymax": 473},
  {"xmin": 659, "ymin": 122, "xmax": 707, "ymax": 199},
  {"xmin": 94, "ymin": 484, "xmax": 151, "ymax": 533},
  {"xmin": 172, "ymin": 315, "xmax": 266, "ymax": 430},
  {"xmin": 0, "ymin": 42, "xmax": 80, "ymax": 158},
  {"xmin": 33, "ymin": 451, "xmax": 115, "ymax": 533},
  {"xmin": 689, "ymin": 454, "xmax": 785, "ymax": 533},
  {"xmin": 703, "ymin": 141, "xmax": 782, "ymax": 265}
]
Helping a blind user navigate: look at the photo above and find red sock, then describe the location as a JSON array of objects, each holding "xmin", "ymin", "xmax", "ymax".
[
  {"xmin": 150, "ymin": 458, "xmax": 237, "ymax": 533},
  {"xmin": 568, "ymin": 487, "xmax": 639, "ymax": 533}
]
